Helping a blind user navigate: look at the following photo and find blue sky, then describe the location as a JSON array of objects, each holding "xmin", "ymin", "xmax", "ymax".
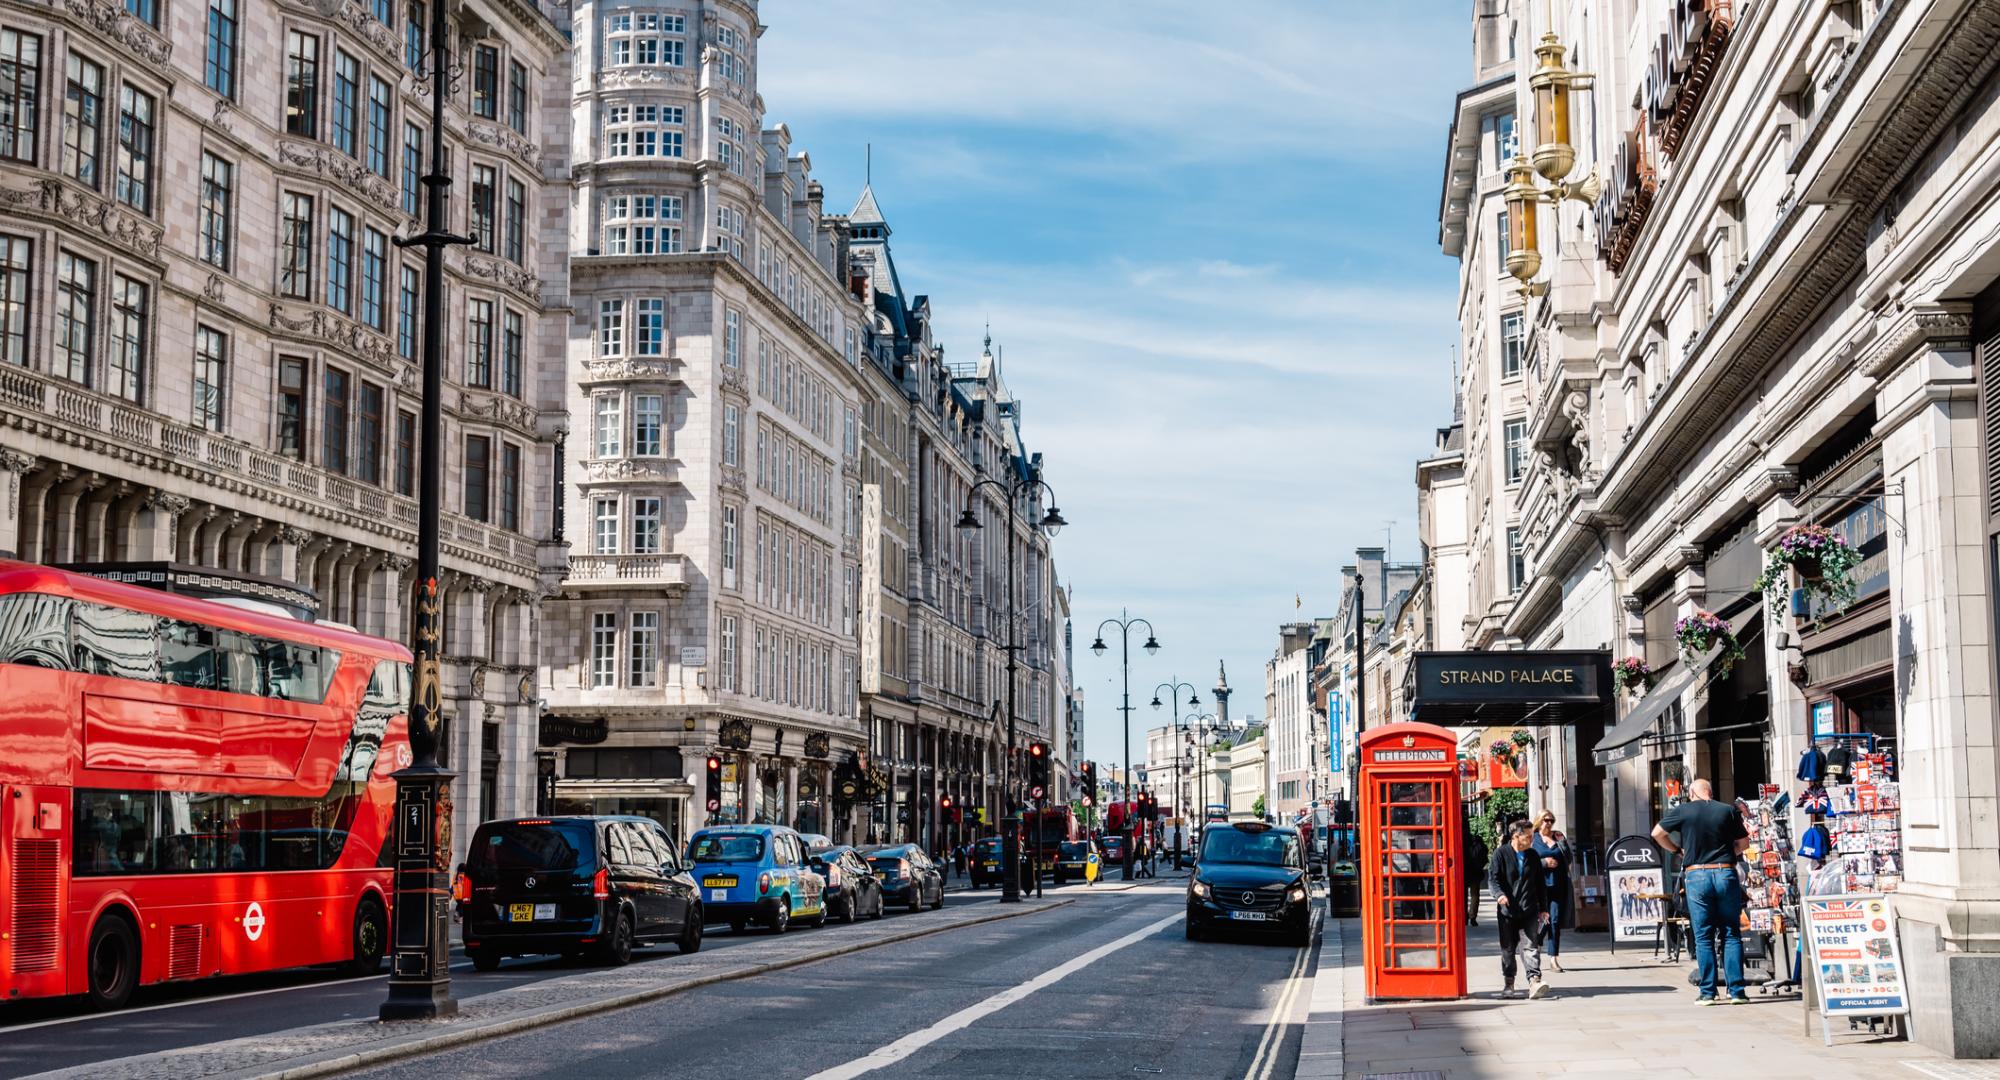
[{"xmin": 761, "ymin": 1, "xmax": 1471, "ymax": 775}]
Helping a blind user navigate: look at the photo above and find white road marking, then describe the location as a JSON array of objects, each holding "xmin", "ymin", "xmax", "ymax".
[
  {"xmin": 805, "ymin": 910, "xmax": 1183, "ymax": 1080},
  {"xmin": 1244, "ymin": 932, "xmax": 1313, "ymax": 1080}
]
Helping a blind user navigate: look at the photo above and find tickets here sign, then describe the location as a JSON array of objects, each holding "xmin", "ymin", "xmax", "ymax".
[{"xmin": 1803, "ymin": 894, "xmax": 1909, "ymax": 1016}]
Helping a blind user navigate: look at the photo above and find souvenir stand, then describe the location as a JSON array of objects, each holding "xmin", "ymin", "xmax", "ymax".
[{"xmin": 1793, "ymin": 731, "xmax": 1909, "ymax": 1041}]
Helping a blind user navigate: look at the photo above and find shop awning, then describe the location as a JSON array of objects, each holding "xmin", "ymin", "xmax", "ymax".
[
  {"xmin": 1593, "ymin": 664, "xmax": 1697, "ymax": 765},
  {"xmin": 1406, "ymin": 650, "xmax": 1611, "ymax": 726}
]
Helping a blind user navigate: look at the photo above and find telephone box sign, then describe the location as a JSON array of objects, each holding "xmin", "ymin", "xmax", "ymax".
[{"xmin": 1373, "ymin": 748, "xmax": 1448, "ymax": 763}]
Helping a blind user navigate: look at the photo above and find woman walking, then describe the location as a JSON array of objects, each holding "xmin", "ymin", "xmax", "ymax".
[{"xmin": 1532, "ymin": 812, "xmax": 1574, "ymax": 971}]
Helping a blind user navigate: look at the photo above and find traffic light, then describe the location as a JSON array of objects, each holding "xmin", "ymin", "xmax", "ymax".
[
  {"xmin": 1080, "ymin": 761, "xmax": 1097, "ymax": 807},
  {"xmin": 1027, "ymin": 742, "xmax": 1050, "ymax": 801},
  {"xmin": 940, "ymin": 793, "xmax": 955, "ymax": 824},
  {"xmin": 705, "ymin": 755, "xmax": 723, "ymax": 814}
]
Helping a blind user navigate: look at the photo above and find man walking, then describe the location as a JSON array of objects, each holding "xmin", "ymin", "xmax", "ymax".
[
  {"xmin": 1653, "ymin": 778, "xmax": 1751, "ymax": 1003},
  {"xmin": 1462, "ymin": 820, "xmax": 1490, "ymax": 927},
  {"xmin": 1488, "ymin": 820, "xmax": 1551, "ymax": 999}
]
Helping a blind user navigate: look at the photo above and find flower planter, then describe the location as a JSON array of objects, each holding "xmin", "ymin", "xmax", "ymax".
[{"xmin": 1758, "ymin": 524, "xmax": 1861, "ymax": 626}]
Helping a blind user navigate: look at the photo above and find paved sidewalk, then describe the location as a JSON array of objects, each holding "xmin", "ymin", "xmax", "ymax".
[{"xmin": 1309, "ymin": 898, "xmax": 1951, "ymax": 1080}]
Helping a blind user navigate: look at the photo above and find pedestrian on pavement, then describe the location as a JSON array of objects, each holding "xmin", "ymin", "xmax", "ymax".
[
  {"xmin": 1488, "ymin": 819, "xmax": 1551, "ymax": 1000},
  {"xmin": 1462, "ymin": 820, "xmax": 1489, "ymax": 927},
  {"xmin": 1532, "ymin": 812, "xmax": 1573, "ymax": 971},
  {"xmin": 1652, "ymin": 778, "xmax": 1751, "ymax": 1003}
]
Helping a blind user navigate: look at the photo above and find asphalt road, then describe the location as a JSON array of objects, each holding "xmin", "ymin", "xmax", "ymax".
[
  {"xmin": 341, "ymin": 879, "xmax": 1317, "ymax": 1080},
  {"xmin": 0, "ymin": 880, "xmax": 1025, "ymax": 1078}
]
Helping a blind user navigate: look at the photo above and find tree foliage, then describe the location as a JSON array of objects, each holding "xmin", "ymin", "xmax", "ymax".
[{"xmin": 1470, "ymin": 788, "xmax": 1529, "ymax": 851}]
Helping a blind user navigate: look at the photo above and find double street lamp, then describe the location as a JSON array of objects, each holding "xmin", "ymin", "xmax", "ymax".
[
  {"xmin": 381, "ymin": 0, "xmax": 474, "ymax": 1022},
  {"xmin": 1091, "ymin": 612, "xmax": 1158, "ymax": 881},
  {"xmin": 1150, "ymin": 680, "xmax": 1199, "ymax": 869},
  {"xmin": 956, "ymin": 473, "xmax": 1064, "ymax": 904}
]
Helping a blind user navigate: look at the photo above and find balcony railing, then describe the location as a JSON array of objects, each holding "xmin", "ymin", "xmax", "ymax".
[{"xmin": 565, "ymin": 552, "xmax": 691, "ymax": 589}]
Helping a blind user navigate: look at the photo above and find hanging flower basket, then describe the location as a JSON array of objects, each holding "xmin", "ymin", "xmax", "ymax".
[
  {"xmin": 1756, "ymin": 524, "xmax": 1863, "ymax": 626},
  {"xmin": 1675, "ymin": 609, "xmax": 1746, "ymax": 674},
  {"xmin": 1611, "ymin": 656, "xmax": 1652, "ymax": 696},
  {"xmin": 1509, "ymin": 729, "xmax": 1534, "ymax": 748},
  {"xmin": 1488, "ymin": 738, "xmax": 1516, "ymax": 764}
]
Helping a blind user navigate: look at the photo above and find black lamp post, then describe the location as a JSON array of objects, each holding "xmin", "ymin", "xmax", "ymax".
[
  {"xmin": 380, "ymin": 0, "xmax": 474, "ymax": 1022},
  {"xmin": 1151, "ymin": 680, "xmax": 1199, "ymax": 869},
  {"xmin": 1091, "ymin": 611, "xmax": 1158, "ymax": 881},
  {"xmin": 956, "ymin": 473, "xmax": 1064, "ymax": 903}
]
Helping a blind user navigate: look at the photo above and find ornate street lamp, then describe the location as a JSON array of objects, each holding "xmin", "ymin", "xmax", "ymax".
[
  {"xmin": 1152, "ymin": 679, "xmax": 1200, "ymax": 869},
  {"xmin": 1095, "ymin": 610, "xmax": 1159, "ymax": 881},
  {"xmin": 1508, "ymin": 28, "xmax": 1600, "ymax": 295},
  {"xmin": 957, "ymin": 472, "xmax": 1065, "ymax": 903}
]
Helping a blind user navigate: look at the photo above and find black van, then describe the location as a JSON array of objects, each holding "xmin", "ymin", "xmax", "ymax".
[{"xmin": 457, "ymin": 816, "xmax": 702, "ymax": 969}]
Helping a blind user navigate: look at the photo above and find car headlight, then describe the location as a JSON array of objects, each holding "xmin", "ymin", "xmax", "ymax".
[
  {"xmin": 1288, "ymin": 885, "xmax": 1307, "ymax": 903},
  {"xmin": 1191, "ymin": 880, "xmax": 1211, "ymax": 899}
]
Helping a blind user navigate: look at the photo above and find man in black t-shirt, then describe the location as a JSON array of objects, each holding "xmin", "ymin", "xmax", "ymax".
[{"xmin": 1652, "ymin": 779, "xmax": 1751, "ymax": 1003}]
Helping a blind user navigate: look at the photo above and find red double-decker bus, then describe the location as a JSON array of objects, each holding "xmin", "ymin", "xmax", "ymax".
[{"xmin": 0, "ymin": 561, "xmax": 411, "ymax": 1009}]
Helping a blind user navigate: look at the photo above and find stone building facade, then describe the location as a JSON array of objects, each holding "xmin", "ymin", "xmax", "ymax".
[
  {"xmin": 0, "ymin": 0, "xmax": 572, "ymax": 862},
  {"xmin": 539, "ymin": 0, "xmax": 873, "ymax": 845},
  {"xmin": 845, "ymin": 196, "xmax": 1069, "ymax": 847},
  {"xmin": 1426, "ymin": 0, "xmax": 2000, "ymax": 1055}
]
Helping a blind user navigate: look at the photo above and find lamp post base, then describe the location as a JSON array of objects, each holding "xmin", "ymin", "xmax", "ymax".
[
  {"xmin": 379, "ymin": 765, "xmax": 459, "ymax": 1022},
  {"xmin": 1000, "ymin": 814, "xmax": 1022, "ymax": 903}
]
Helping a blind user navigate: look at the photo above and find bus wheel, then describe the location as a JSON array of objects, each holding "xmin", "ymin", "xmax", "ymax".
[
  {"xmin": 346, "ymin": 897, "xmax": 388, "ymax": 975},
  {"xmin": 86, "ymin": 913, "xmax": 139, "ymax": 1011}
]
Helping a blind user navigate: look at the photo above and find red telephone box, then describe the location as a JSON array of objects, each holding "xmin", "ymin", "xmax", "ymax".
[{"xmin": 1360, "ymin": 722, "xmax": 1466, "ymax": 1001}]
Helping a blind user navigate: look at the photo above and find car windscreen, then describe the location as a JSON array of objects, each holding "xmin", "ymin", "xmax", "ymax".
[
  {"xmin": 867, "ymin": 851, "xmax": 908, "ymax": 871},
  {"xmin": 468, "ymin": 821, "xmax": 595, "ymax": 872},
  {"xmin": 1059, "ymin": 842, "xmax": 1090, "ymax": 858},
  {"xmin": 1200, "ymin": 828, "xmax": 1300, "ymax": 868},
  {"xmin": 691, "ymin": 834, "xmax": 765, "ymax": 862}
]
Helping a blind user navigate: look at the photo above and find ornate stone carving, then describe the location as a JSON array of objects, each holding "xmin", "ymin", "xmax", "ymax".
[
  {"xmin": 581, "ymin": 357, "xmax": 677, "ymax": 383},
  {"xmin": 275, "ymin": 140, "xmax": 400, "ymax": 214},
  {"xmin": 56, "ymin": 0, "xmax": 172, "ymax": 71},
  {"xmin": 581, "ymin": 458, "xmax": 676, "ymax": 483},
  {"xmin": 465, "ymin": 120, "xmax": 539, "ymax": 167},
  {"xmin": 601, "ymin": 67, "xmax": 689, "ymax": 89},
  {"xmin": 278, "ymin": 526, "xmax": 313, "ymax": 547},
  {"xmin": 203, "ymin": 273, "xmax": 226, "ymax": 302},
  {"xmin": 458, "ymin": 390, "xmax": 537, "ymax": 432},
  {"xmin": 720, "ymin": 465, "xmax": 746, "ymax": 494},
  {"xmin": 1860, "ymin": 303, "xmax": 1974, "ymax": 378},
  {"xmin": 0, "ymin": 448, "xmax": 35, "ymax": 473},
  {"xmin": 143, "ymin": 491, "xmax": 190, "ymax": 516},
  {"xmin": 463, "ymin": 256, "xmax": 542, "ymax": 303},
  {"xmin": 720, "ymin": 366, "xmax": 748, "ymax": 393},
  {"xmin": 0, "ymin": 178, "xmax": 163, "ymax": 261},
  {"xmin": 383, "ymin": 554, "xmax": 414, "ymax": 573},
  {"xmin": 268, "ymin": 303, "xmax": 402, "ymax": 375},
  {"xmin": 211, "ymin": 97, "xmax": 233, "ymax": 133}
]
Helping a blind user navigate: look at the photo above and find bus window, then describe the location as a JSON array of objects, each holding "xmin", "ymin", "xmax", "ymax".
[
  {"xmin": 162, "ymin": 621, "xmax": 220, "ymax": 690},
  {"xmin": 0, "ymin": 592, "xmax": 73, "ymax": 668},
  {"xmin": 75, "ymin": 790, "xmax": 159, "ymax": 875},
  {"xmin": 71, "ymin": 604, "xmax": 160, "ymax": 682}
]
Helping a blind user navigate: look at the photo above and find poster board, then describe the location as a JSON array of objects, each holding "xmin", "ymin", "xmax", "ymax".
[
  {"xmin": 1802, "ymin": 894, "xmax": 1909, "ymax": 1017},
  {"xmin": 1606, "ymin": 834, "xmax": 1667, "ymax": 943}
]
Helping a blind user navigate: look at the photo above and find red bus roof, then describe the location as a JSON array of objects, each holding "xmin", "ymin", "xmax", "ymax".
[{"xmin": 0, "ymin": 559, "xmax": 412, "ymax": 660}]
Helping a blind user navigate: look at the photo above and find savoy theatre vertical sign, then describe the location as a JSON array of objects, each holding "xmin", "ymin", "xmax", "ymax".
[{"xmin": 1407, "ymin": 651, "xmax": 1611, "ymax": 726}]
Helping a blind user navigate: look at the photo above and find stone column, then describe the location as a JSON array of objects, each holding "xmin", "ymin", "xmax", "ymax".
[
  {"xmin": 0, "ymin": 450, "xmax": 38, "ymax": 559},
  {"xmin": 785, "ymin": 759, "xmax": 799, "ymax": 830},
  {"xmin": 49, "ymin": 473, "xmax": 103, "ymax": 564},
  {"xmin": 374, "ymin": 556, "xmax": 412, "ymax": 641},
  {"xmin": 129, "ymin": 491, "xmax": 190, "ymax": 562},
  {"xmin": 274, "ymin": 526, "xmax": 310, "ymax": 584}
]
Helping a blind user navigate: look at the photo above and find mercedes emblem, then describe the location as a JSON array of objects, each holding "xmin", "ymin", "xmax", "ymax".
[
  {"xmin": 1242, "ymin": 891, "xmax": 1256, "ymax": 906},
  {"xmin": 525, "ymin": 875, "xmax": 536, "ymax": 889}
]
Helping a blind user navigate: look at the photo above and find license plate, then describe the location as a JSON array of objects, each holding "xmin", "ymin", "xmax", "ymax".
[
  {"xmin": 508, "ymin": 903, "xmax": 557, "ymax": 922},
  {"xmin": 1229, "ymin": 911, "xmax": 1269, "ymax": 922},
  {"xmin": 982, "ymin": 861, "xmax": 998, "ymax": 869},
  {"xmin": 710, "ymin": 888, "xmax": 727, "ymax": 901},
  {"xmin": 702, "ymin": 876, "xmax": 737, "ymax": 888}
]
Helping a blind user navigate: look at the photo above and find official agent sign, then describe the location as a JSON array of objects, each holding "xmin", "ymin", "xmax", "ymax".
[{"xmin": 1804, "ymin": 894, "xmax": 1910, "ymax": 1017}]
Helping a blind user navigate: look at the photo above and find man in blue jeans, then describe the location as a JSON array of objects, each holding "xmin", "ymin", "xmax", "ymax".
[{"xmin": 1653, "ymin": 779, "xmax": 1752, "ymax": 1003}]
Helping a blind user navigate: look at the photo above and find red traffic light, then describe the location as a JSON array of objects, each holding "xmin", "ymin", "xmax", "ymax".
[
  {"xmin": 1028, "ymin": 743, "xmax": 1046, "ymax": 759},
  {"xmin": 941, "ymin": 794, "xmax": 953, "ymax": 809},
  {"xmin": 706, "ymin": 755, "xmax": 721, "ymax": 772}
]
